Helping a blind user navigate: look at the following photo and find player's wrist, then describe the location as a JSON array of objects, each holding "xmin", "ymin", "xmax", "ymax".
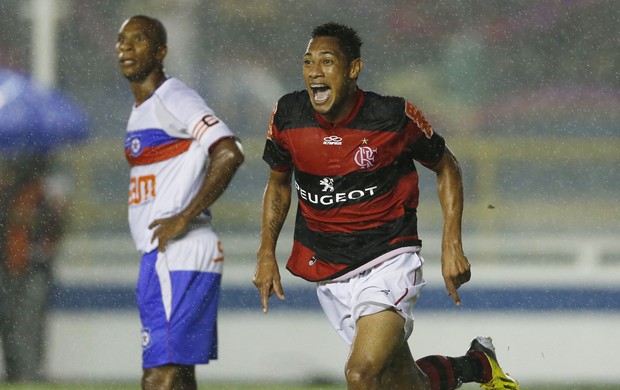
[{"xmin": 257, "ymin": 247, "xmax": 277, "ymax": 262}]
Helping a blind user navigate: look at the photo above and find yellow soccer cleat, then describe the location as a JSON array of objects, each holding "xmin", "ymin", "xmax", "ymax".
[{"xmin": 468, "ymin": 336, "xmax": 520, "ymax": 390}]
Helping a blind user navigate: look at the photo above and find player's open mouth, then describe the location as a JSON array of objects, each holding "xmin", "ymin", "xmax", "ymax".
[{"xmin": 310, "ymin": 83, "xmax": 331, "ymax": 104}]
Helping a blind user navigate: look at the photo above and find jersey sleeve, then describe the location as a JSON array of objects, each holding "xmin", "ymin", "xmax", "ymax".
[
  {"xmin": 262, "ymin": 101, "xmax": 292, "ymax": 171},
  {"xmin": 404, "ymin": 100, "xmax": 445, "ymax": 167},
  {"xmin": 161, "ymin": 79, "xmax": 235, "ymax": 155}
]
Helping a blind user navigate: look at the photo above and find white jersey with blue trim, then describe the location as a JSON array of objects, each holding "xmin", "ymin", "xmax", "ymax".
[{"xmin": 124, "ymin": 77, "xmax": 234, "ymax": 253}]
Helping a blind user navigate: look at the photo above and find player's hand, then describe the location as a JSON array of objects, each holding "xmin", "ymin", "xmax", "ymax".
[
  {"xmin": 441, "ymin": 248, "xmax": 471, "ymax": 306},
  {"xmin": 149, "ymin": 214, "xmax": 190, "ymax": 252},
  {"xmin": 253, "ymin": 254, "xmax": 285, "ymax": 313}
]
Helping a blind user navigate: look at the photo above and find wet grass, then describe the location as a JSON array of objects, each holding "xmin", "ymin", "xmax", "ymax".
[
  {"xmin": 0, "ymin": 383, "xmax": 342, "ymax": 390},
  {"xmin": 0, "ymin": 382, "xmax": 617, "ymax": 390}
]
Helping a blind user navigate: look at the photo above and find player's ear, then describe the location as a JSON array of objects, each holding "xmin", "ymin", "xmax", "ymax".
[
  {"xmin": 156, "ymin": 45, "xmax": 168, "ymax": 62},
  {"xmin": 349, "ymin": 58, "xmax": 363, "ymax": 80}
]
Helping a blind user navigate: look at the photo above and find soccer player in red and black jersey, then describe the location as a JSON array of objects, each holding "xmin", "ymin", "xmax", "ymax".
[{"xmin": 254, "ymin": 22, "xmax": 519, "ymax": 390}]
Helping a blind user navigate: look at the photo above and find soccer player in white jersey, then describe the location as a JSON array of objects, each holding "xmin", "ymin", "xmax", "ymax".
[{"xmin": 116, "ymin": 15, "xmax": 244, "ymax": 390}]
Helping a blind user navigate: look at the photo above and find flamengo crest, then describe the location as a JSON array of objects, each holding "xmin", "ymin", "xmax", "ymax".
[{"xmin": 354, "ymin": 146, "xmax": 376, "ymax": 169}]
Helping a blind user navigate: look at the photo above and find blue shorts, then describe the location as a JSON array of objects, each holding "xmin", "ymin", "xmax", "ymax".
[{"xmin": 137, "ymin": 227, "xmax": 224, "ymax": 368}]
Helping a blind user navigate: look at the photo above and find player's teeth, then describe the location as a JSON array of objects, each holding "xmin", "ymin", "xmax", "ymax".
[{"xmin": 314, "ymin": 88, "xmax": 330, "ymax": 103}]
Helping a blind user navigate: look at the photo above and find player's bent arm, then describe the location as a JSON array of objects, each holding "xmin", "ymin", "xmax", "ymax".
[
  {"xmin": 149, "ymin": 138, "xmax": 244, "ymax": 251},
  {"xmin": 180, "ymin": 137, "xmax": 245, "ymax": 222},
  {"xmin": 430, "ymin": 147, "xmax": 464, "ymax": 255},
  {"xmin": 430, "ymin": 147, "xmax": 470, "ymax": 304}
]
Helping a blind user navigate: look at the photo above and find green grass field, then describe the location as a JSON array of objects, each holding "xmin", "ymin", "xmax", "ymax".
[{"xmin": 0, "ymin": 383, "xmax": 617, "ymax": 390}]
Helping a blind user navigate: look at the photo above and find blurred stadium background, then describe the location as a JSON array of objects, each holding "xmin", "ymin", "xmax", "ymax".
[{"xmin": 1, "ymin": 0, "xmax": 619, "ymax": 388}]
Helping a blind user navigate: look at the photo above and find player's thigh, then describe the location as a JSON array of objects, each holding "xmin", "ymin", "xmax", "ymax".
[{"xmin": 348, "ymin": 308, "xmax": 407, "ymax": 373}]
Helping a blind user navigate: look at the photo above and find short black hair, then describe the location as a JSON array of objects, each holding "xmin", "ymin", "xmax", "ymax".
[
  {"xmin": 312, "ymin": 22, "xmax": 362, "ymax": 63},
  {"xmin": 129, "ymin": 15, "xmax": 167, "ymax": 48}
]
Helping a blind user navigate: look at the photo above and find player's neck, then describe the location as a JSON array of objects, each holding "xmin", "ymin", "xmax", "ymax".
[
  {"xmin": 131, "ymin": 71, "xmax": 167, "ymax": 106},
  {"xmin": 320, "ymin": 87, "xmax": 359, "ymax": 125}
]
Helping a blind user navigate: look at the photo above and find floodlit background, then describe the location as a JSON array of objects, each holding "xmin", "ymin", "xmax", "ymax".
[{"xmin": 0, "ymin": 0, "xmax": 619, "ymax": 387}]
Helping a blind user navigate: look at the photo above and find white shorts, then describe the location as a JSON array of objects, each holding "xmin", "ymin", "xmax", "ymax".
[{"xmin": 316, "ymin": 251, "xmax": 426, "ymax": 345}]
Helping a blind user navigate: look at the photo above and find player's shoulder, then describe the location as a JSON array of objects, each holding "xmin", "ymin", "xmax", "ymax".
[
  {"xmin": 273, "ymin": 90, "xmax": 312, "ymax": 125},
  {"xmin": 156, "ymin": 77, "xmax": 202, "ymax": 101},
  {"xmin": 153, "ymin": 77, "xmax": 212, "ymax": 121},
  {"xmin": 362, "ymin": 90, "xmax": 407, "ymax": 118},
  {"xmin": 277, "ymin": 90, "xmax": 310, "ymax": 111}
]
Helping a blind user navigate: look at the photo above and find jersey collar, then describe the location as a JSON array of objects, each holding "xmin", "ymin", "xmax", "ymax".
[{"xmin": 314, "ymin": 88, "xmax": 365, "ymax": 129}]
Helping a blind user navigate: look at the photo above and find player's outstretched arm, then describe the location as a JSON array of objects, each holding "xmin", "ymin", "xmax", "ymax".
[
  {"xmin": 254, "ymin": 169, "xmax": 292, "ymax": 313},
  {"xmin": 430, "ymin": 147, "xmax": 471, "ymax": 306},
  {"xmin": 149, "ymin": 138, "xmax": 244, "ymax": 252}
]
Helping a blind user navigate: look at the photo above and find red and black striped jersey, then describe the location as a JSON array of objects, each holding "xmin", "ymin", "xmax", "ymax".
[{"xmin": 263, "ymin": 89, "xmax": 445, "ymax": 282}]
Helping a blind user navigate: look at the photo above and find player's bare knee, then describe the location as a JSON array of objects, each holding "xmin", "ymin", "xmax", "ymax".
[
  {"xmin": 345, "ymin": 361, "xmax": 382, "ymax": 388},
  {"xmin": 345, "ymin": 369, "xmax": 381, "ymax": 389}
]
